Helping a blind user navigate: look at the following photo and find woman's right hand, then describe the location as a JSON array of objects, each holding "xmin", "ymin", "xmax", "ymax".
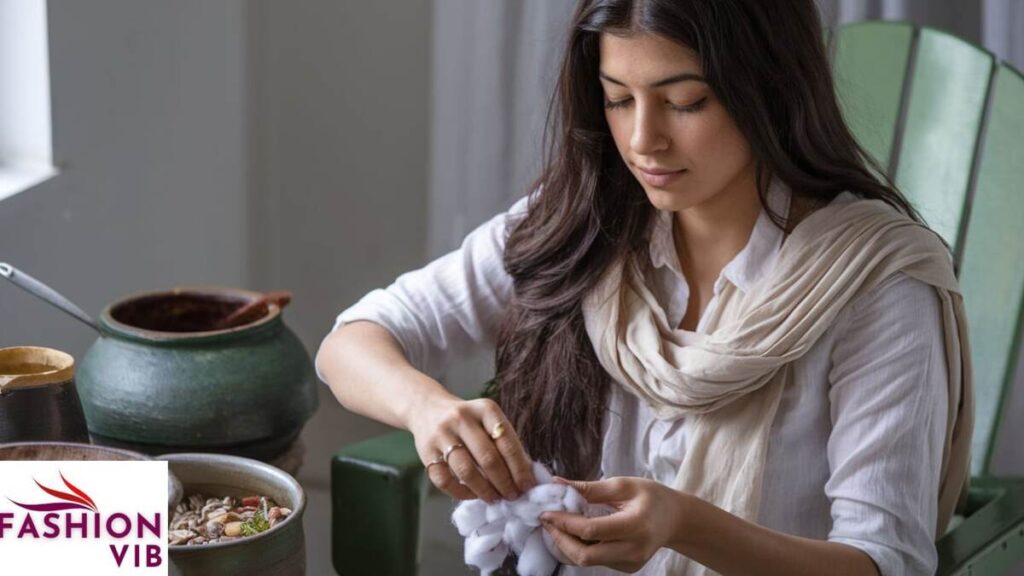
[{"xmin": 408, "ymin": 395, "xmax": 538, "ymax": 503}]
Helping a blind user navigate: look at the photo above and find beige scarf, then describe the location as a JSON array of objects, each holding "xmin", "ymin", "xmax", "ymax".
[{"xmin": 581, "ymin": 198, "xmax": 974, "ymax": 575}]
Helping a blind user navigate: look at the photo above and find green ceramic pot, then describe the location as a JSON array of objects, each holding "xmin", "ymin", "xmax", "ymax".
[{"xmin": 77, "ymin": 287, "xmax": 318, "ymax": 461}]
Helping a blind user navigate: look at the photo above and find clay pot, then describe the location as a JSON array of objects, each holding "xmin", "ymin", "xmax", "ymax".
[{"xmin": 77, "ymin": 287, "xmax": 318, "ymax": 461}]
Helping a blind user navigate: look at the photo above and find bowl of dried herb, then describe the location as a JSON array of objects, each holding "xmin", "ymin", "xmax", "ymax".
[{"xmin": 161, "ymin": 453, "xmax": 306, "ymax": 576}]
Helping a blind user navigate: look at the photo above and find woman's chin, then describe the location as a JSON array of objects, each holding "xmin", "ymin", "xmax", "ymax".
[{"xmin": 642, "ymin": 185, "xmax": 696, "ymax": 212}]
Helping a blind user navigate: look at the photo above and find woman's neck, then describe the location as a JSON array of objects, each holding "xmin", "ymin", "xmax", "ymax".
[{"xmin": 673, "ymin": 167, "xmax": 762, "ymax": 283}]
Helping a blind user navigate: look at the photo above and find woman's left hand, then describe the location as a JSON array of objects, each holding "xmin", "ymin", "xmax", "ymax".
[{"xmin": 540, "ymin": 475, "xmax": 689, "ymax": 573}]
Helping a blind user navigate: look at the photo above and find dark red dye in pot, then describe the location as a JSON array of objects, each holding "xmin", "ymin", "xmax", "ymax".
[{"xmin": 109, "ymin": 293, "xmax": 268, "ymax": 333}]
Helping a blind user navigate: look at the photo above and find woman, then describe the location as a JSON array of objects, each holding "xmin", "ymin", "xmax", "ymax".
[{"xmin": 316, "ymin": 1, "xmax": 973, "ymax": 574}]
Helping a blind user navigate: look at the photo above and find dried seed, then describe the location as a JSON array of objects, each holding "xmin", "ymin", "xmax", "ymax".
[
  {"xmin": 223, "ymin": 521, "xmax": 243, "ymax": 537},
  {"xmin": 169, "ymin": 530, "xmax": 196, "ymax": 545}
]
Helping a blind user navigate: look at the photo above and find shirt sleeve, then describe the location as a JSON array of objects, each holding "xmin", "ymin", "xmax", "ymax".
[
  {"xmin": 316, "ymin": 194, "xmax": 530, "ymax": 380},
  {"xmin": 824, "ymin": 272, "xmax": 949, "ymax": 576}
]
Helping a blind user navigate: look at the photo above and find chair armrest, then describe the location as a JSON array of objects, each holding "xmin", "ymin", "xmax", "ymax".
[
  {"xmin": 937, "ymin": 475, "xmax": 1024, "ymax": 575},
  {"xmin": 331, "ymin": 430, "xmax": 428, "ymax": 576}
]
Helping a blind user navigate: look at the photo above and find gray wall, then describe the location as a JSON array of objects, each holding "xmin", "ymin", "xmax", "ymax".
[
  {"xmin": 245, "ymin": 1, "xmax": 433, "ymax": 572},
  {"xmin": 245, "ymin": 0, "xmax": 432, "ymax": 484},
  {"xmin": 0, "ymin": 0, "xmax": 431, "ymax": 469},
  {"xmin": 0, "ymin": 0, "xmax": 247, "ymax": 353}
]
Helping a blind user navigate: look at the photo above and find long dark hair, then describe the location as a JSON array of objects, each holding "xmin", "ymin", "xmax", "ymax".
[{"xmin": 493, "ymin": 0, "xmax": 922, "ymax": 480}]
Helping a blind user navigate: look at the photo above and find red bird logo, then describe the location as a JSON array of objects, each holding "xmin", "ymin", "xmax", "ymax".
[{"xmin": 8, "ymin": 472, "xmax": 98, "ymax": 512}]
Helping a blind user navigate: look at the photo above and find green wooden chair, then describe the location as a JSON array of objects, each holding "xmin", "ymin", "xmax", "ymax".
[
  {"xmin": 834, "ymin": 21, "xmax": 1024, "ymax": 575},
  {"xmin": 331, "ymin": 22, "xmax": 1024, "ymax": 576}
]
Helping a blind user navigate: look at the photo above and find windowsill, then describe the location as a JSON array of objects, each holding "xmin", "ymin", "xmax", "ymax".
[{"xmin": 0, "ymin": 164, "xmax": 59, "ymax": 202}]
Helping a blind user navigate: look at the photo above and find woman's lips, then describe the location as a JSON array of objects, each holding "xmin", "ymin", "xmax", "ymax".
[{"xmin": 636, "ymin": 166, "xmax": 687, "ymax": 188}]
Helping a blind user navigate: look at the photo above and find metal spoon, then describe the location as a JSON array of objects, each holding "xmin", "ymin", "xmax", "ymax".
[{"xmin": 0, "ymin": 262, "xmax": 101, "ymax": 334}]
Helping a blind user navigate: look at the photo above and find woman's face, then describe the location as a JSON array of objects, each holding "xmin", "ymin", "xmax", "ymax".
[{"xmin": 599, "ymin": 32, "xmax": 755, "ymax": 213}]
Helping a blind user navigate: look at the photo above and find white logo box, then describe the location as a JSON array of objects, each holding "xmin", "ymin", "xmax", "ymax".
[{"xmin": 0, "ymin": 461, "xmax": 168, "ymax": 575}]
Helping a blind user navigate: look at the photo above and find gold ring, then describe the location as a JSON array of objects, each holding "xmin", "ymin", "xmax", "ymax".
[
  {"xmin": 426, "ymin": 455, "xmax": 445, "ymax": 469},
  {"xmin": 489, "ymin": 421, "xmax": 506, "ymax": 440},
  {"xmin": 442, "ymin": 443, "xmax": 465, "ymax": 464}
]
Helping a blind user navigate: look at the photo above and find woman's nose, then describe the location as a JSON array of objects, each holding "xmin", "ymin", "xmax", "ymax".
[{"xmin": 630, "ymin": 103, "xmax": 670, "ymax": 155}]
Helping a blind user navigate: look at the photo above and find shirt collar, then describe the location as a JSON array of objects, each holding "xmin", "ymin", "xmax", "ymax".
[{"xmin": 648, "ymin": 177, "xmax": 792, "ymax": 294}]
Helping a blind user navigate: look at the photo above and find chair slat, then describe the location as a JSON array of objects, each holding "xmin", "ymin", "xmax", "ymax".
[
  {"xmin": 894, "ymin": 29, "xmax": 994, "ymax": 252},
  {"xmin": 833, "ymin": 22, "xmax": 913, "ymax": 172},
  {"xmin": 957, "ymin": 63, "xmax": 1024, "ymax": 476}
]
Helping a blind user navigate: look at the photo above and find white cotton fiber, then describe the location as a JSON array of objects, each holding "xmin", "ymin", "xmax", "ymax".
[
  {"xmin": 519, "ymin": 528, "xmax": 558, "ymax": 576},
  {"xmin": 453, "ymin": 499, "xmax": 488, "ymax": 536},
  {"xmin": 450, "ymin": 461, "xmax": 604, "ymax": 576}
]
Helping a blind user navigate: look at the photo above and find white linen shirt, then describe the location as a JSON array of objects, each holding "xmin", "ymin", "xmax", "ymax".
[{"xmin": 321, "ymin": 182, "xmax": 948, "ymax": 576}]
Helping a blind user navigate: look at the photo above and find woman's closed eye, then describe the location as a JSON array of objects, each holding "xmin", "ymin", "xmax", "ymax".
[
  {"xmin": 602, "ymin": 96, "xmax": 632, "ymax": 110},
  {"xmin": 667, "ymin": 96, "xmax": 707, "ymax": 113},
  {"xmin": 603, "ymin": 96, "xmax": 708, "ymax": 113}
]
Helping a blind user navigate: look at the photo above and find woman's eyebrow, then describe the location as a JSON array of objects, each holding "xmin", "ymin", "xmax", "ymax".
[{"xmin": 599, "ymin": 71, "xmax": 706, "ymax": 88}]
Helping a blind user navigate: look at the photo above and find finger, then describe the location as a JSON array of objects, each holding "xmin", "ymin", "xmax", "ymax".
[
  {"xmin": 486, "ymin": 418, "xmax": 538, "ymax": 493},
  {"xmin": 540, "ymin": 511, "xmax": 631, "ymax": 542},
  {"xmin": 553, "ymin": 476, "xmax": 631, "ymax": 504},
  {"xmin": 458, "ymin": 419, "xmax": 520, "ymax": 500},
  {"xmin": 472, "ymin": 400, "xmax": 537, "ymax": 493},
  {"xmin": 446, "ymin": 445, "xmax": 502, "ymax": 502},
  {"xmin": 427, "ymin": 462, "xmax": 475, "ymax": 500},
  {"xmin": 544, "ymin": 524, "xmax": 633, "ymax": 568}
]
